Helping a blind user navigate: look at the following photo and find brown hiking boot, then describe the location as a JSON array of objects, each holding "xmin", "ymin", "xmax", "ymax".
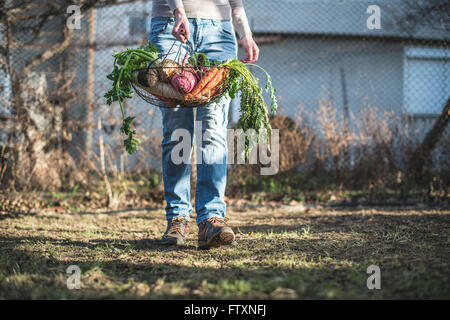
[
  {"xmin": 161, "ymin": 217, "xmax": 189, "ymax": 245},
  {"xmin": 198, "ymin": 217, "xmax": 235, "ymax": 250}
]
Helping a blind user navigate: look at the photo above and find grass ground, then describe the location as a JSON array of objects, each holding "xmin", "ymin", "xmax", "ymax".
[{"xmin": 0, "ymin": 203, "xmax": 449, "ymax": 299}]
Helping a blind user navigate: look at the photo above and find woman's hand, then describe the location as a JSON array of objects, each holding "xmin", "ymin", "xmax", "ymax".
[
  {"xmin": 240, "ymin": 34, "xmax": 259, "ymax": 63},
  {"xmin": 172, "ymin": 8, "xmax": 190, "ymax": 43}
]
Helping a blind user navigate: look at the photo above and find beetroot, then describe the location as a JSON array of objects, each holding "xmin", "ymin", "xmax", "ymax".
[{"xmin": 170, "ymin": 71, "xmax": 198, "ymax": 94}]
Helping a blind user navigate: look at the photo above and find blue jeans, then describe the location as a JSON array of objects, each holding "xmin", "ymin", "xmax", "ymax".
[{"xmin": 149, "ymin": 17, "xmax": 238, "ymax": 225}]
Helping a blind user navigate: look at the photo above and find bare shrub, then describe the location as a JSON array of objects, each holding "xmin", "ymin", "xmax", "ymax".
[
  {"xmin": 308, "ymin": 99, "xmax": 355, "ymax": 173},
  {"xmin": 271, "ymin": 109, "xmax": 315, "ymax": 172},
  {"xmin": 229, "ymin": 96, "xmax": 448, "ymax": 199}
]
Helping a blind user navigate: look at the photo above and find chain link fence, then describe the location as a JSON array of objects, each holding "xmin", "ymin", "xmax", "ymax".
[{"xmin": 0, "ymin": 0, "xmax": 449, "ymax": 197}]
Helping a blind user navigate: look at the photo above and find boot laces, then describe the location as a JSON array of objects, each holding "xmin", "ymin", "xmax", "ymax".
[
  {"xmin": 167, "ymin": 217, "xmax": 187, "ymax": 234},
  {"xmin": 207, "ymin": 217, "xmax": 226, "ymax": 226}
]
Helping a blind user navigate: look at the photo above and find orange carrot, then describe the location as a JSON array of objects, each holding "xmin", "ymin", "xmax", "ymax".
[
  {"xmin": 199, "ymin": 67, "xmax": 229, "ymax": 100},
  {"xmin": 185, "ymin": 67, "xmax": 220, "ymax": 98},
  {"xmin": 185, "ymin": 67, "xmax": 229, "ymax": 102}
]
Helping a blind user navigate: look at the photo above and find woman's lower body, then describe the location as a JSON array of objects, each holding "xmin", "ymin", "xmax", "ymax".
[{"xmin": 149, "ymin": 17, "xmax": 237, "ymax": 247}]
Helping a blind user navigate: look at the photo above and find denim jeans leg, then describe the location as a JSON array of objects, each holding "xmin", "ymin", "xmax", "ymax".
[
  {"xmin": 150, "ymin": 17, "xmax": 195, "ymax": 221},
  {"xmin": 161, "ymin": 107, "xmax": 194, "ymax": 221},
  {"xmin": 194, "ymin": 97, "xmax": 230, "ymax": 224},
  {"xmin": 194, "ymin": 19, "xmax": 237, "ymax": 224}
]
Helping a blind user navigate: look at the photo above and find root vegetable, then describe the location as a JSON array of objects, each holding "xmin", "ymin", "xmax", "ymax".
[
  {"xmin": 140, "ymin": 82, "xmax": 185, "ymax": 101},
  {"xmin": 171, "ymin": 70, "xmax": 198, "ymax": 94},
  {"xmin": 158, "ymin": 59, "xmax": 179, "ymax": 82},
  {"xmin": 199, "ymin": 67, "xmax": 229, "ymax": 100},
  {"xmin": 137, "ymin": 67, "xmax": 158, "ymax": 88},
  {"xmin": 132, "ymin": 71, "xmax": 185, "ymax": 100},
  {"xmin": 184, "ymin": 67, "xmax": 229, "ymax": 102},
  {"xmin": 186, "ymin": 67, "xmax": 219, "ymax": 97}
]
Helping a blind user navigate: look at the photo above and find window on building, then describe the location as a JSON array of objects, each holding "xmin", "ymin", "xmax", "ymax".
[{"xmin": 403, "ymin": 46, "xmax": 449, "ymax": 116}]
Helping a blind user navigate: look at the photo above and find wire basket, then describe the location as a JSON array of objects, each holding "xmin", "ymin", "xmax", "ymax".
[{"xmin": 131, "ymin": 40, "xmax": 231, "ymax": 108}]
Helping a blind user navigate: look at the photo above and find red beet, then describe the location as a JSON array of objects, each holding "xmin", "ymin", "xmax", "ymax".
[{"xmin": 170, "ymin": 71, "xmax": 198, "ymax": 94}]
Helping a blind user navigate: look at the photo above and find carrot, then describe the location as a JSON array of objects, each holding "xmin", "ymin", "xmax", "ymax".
[
  {"xmin": 185, "ymin": 68, "xmax": 229, "ymax": 103},
  {"xmin": 185, "ymin": 67, "xmax": 220, "ymax": 99},
  {"xmin": 199, "ymin": 67, "xmax": 229, "ymax": 100},
  {"xmin": 185, "ymin": 67, "xmax": 229, "ymax": 102}
]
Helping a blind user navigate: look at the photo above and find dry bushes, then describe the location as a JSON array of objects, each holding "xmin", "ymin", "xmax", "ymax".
[
  {"xmin": 228, "ymin": 98, "xmax": 449, "ymax": 198},
  {"xmin": 270, "ymin": 111, "xmax": 315, "ymax": 172}
]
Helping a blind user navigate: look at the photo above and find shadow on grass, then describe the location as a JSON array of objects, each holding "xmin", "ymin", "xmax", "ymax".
[
  {"xmin": 236, "ymin": 211, "xmax": 450, "ymax": 235},
  {"xmin": 1, "ymin": 236, "xmax": 448, "ymax": 299},
  {"xmin": 0, "ymin": 206, "xmax": 163, "ymax": 221},
  {"xmin": 0, "ymin": 211, "xmax": 37, "ymax": 221},
  {"xmin": 74, "ymin": 206, "xmax": 162, "ymax": 215},
  {"xmin": 0, "ymin": 241, "xmax": 375, "ymax": 299},
  {"xmin": 0, "ymin": 235, "xmax": 196, "ymax": 251},
  {"xmin": 0, "ymin": 206, "xmax": 449, "ymax": 299}
]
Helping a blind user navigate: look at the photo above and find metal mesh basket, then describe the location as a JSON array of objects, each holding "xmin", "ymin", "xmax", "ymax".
[{"xmin": 131, "ymin": 40, "xmax": 231, "ymax": 108}]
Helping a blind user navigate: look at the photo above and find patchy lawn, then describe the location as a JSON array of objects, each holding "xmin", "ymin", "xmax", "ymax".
[{"xmin": 0, "ymin": 203, "xmax": 449, "ymax": 299}]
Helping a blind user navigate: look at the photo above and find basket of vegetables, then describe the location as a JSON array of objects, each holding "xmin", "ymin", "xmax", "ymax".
[
  {"xmin": 131, "ymin": 42, "xmax": 233, "ymax": 108},
  {"xmin": 105, "ymin": 41, "xmax": 277, "ymax": 155}
]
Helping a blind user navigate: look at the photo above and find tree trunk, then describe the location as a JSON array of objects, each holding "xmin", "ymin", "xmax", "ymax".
[{"xmin": 14, "ymin": 72, "xmax": 62, "ymax": 189}]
